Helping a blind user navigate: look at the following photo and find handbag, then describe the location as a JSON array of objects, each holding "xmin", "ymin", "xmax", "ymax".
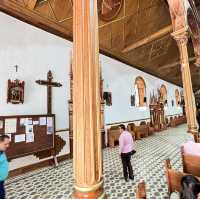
[{"xmin": 130, "ymin": 150, "xmax": 136, "ymax": 156}]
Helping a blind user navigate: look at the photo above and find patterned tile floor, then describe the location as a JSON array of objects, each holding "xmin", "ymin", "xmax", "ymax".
[{"xmin": 5, "ymin": 125, "xmax": 193, "ymax": 199}]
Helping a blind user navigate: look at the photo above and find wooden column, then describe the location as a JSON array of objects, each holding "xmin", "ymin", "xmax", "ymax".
[
  {"xmin": 171, "ymin": 27, "xmax": 198, "ymax": 134},
  {"xmin": 72, "ymin": 0, "xmax": 105, "ymax": 198}
]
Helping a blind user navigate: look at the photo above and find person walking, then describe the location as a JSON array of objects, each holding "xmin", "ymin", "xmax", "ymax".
[
  {"xmin": 0, "ymin": 135, "xmax": 10, "ymax": 199},
  {"xmin": 119, "ymin": 124, "xmax": 135, "ymax": 182}
]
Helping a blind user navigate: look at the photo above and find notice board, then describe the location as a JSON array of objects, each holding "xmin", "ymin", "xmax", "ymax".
[{"xmin": 0, "ymin": 114, "xmax": 55, "ymax": 160}]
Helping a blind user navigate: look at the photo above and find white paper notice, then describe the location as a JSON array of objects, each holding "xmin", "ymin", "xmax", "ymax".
[
  {"xmin": 47, "ymin": 117, "xmax": 53, "ymax": 127},
  {"xmin": 33, "ymin": 121, "xmax": 39, "ymax": 125},
  {"xmin": 47, "ymin": 126, "xmax": 53, "ymax": 135},
  {"xmin": 26, "ymin": 132, "xmax": 34, "ymax": 143},
  {"xmin": 39, "ymin": 117, "xmax": 46, "ymax": 125},
  {"xmin": 5, "ymin": 119, "xmax": 17, "ymax": 134},
  {"xmin": 27, "ymin": 118, "xmax": 33, "ymax": 125},
  {"xmin": 15, "ymin": 134, "xmax": 25, "ymax": 143},
  {"xmin": 20, "ymin": 118, "xmax": 25, "ymax": 126}
]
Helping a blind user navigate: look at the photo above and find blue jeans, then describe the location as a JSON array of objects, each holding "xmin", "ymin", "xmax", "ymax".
[{"xmin": 0, "ymin": 181, "xmax": 5, "ymax": 199}]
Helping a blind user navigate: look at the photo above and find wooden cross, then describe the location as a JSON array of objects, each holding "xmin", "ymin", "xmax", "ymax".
[{"xmin": 36, "ymin": 70, "xmax": 62, "ymax": 114}]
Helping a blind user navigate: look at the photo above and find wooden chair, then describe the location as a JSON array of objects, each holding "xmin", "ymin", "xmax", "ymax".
[
  {"xmin": 164, "ymin": 159, "xmax": 200, "ymax": 195},
  {"xmin": 136, "ymin": 181, "xmax": 146, "ymax": 199},
  {"xmin": 181, "ymin": 146, "xmax": 200, "ymax": 177}
]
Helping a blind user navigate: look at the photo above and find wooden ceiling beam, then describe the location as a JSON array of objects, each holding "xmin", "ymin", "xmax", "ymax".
[
  {"xmin": 122, "ymin": 25, "xmax": 173, "ymax": 53},
  {"xmin": 27, "ymin": 0, "xmax": 37, "ymax": 10},
  {"xmin": 158, "ymin": 57, "xmax": 196, "ymax": 71},
  {"xmin": 0, "ymin": 0, "xmax": 72, "ymax": 41}
]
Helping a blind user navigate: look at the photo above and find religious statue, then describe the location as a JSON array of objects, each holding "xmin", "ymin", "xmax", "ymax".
[
  {"xmin": 7, "ymin": 79, "xmax": 25, "ymax": 104},
  {"xmin": 159, "ymin": 85, "xmax": 167, "ymax": 105},
  {"xmin": 135, "ymin": 77, "xmax": 146, "ymax": 107}
]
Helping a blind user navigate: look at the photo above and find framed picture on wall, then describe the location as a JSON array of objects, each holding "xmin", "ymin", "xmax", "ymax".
[{"xmin": 103, "ymin": 92, "xmax": 112, "ymax": 106}]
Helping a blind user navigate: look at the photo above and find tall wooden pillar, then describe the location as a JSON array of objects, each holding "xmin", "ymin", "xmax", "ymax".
[
  {"xmin": 172, "ymin": 27, "xmax": 198, "ymax": 134},
  {"xmin": 72, "ymin": 0, "xmax": 105, "ymax": 198}
]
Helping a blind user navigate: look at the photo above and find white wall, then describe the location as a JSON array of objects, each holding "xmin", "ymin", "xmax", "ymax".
[
  {"xmin": 0, "ymin": 12, "xmax": 72, "ymax": 130},
  {"xmin": 101, "ymin": 55, "xmax": 183, "ymax": 124},
  {"xmin": 0, "ymin": 13, "xmax": 183, "ymax": 170}
]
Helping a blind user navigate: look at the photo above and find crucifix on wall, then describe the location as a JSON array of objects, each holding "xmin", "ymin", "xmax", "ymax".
[{"xmin": 36, "ymin": 70, "xmax": 62, "ymax": 114}]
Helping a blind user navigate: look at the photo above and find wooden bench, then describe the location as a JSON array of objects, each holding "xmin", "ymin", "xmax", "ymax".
[
  {"xmin": 169, "ymin": 116, "xmax": 176, "ymax": 127},
  {"xmin": 107, "ymin": 125, "xmax": 120, "ymax": 147},
  {"xmin": 181, "ymin": 146, "xmax": 200, "ymax": 177},
  {"xmin": 136, "ymin": 181, "xmax": 146, "ymax": 199},
  {"xmin": 108, "ymin": 125, "xmax": 135, "ymax": 147},
  {"xmin": 135, "ymin": 123, "xmax": 149, "ymax": 139},
  {"xmin": 147, "ymin": 122, "xmax": 154, "ymax": 136},
  {"xmin": 164, "ymin": 159, "xmax": 200, "ymax": 195}
]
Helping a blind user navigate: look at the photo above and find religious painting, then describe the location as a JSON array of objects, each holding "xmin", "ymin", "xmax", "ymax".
[
  {"xmin": 103, "ymin": 92, "xmax": 112, "ymax": 106},
  {"xmin": 7, "ymin": 79, "xmax": 25, "ymax": 104},
  {"xmin": 135, "ymin": 76, "xmax": 146, "ymax": 107},
  {"xmin": 98, "ymin": 0, "xmax": 123, "ymax": 21},
  {"xmin": 130, "ymin": 95, "xmax": 135, "ymax": 106}
]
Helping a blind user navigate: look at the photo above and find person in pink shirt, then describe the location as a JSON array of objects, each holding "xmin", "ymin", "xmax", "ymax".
[
  {"xmin": 183, "ymin": 141, "xmax": 200, "ymax": 156},
  {"xmin": 119, "ymin": 124, "xmax": 135, "ymax": 182}
]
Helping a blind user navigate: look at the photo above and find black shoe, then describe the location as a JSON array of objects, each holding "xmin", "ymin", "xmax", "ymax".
[
  {"xmin": 125, "ymin": 178, "xmax": 128, "ymax": 182},
  {"xmin": 129, "ymin": 176, "xmax": 134, "ymax": 180}
]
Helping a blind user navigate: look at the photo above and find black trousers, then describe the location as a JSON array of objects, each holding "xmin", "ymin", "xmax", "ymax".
[
  {"xmin": 0, "ymin": 181, "xmax": 5, "ymax": 199},
  {"xmin": 121, "ymin": 152, "xmax": 134, "ymax": 180}
]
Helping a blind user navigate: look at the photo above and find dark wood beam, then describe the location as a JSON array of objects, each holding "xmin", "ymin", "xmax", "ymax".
[
  {"xmin": 27, "ymin": 0, "xmax": 37, "ymax": 10},
  {"xmin": 122, "ymin": 25, "xmax": 172, "ymax": 53}
]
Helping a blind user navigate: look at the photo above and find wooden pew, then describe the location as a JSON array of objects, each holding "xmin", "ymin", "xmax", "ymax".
[
  {"xmin": 136, "ymin": 181, "xmax": 147, "ymax": 199},
  {"xmin": 170, "ymin": 116, "xmax": 176, "ymax": 127},
  {"xmin": 164, "ymin": 159, "xmax": 200, "ymax": 195},
  {"xmin": 134, "ymin": 122, "xmax": 149, "ymax": 139},
  {"xmin": 107, "ymin": 125, "xmax": 120, "ymax": 147},
  {"xmin": 181, "ymin": 146, "xmax": 200, "ymax": 177},
  {"xmin": 108, "ymin": 125, "xmax": 135, "ymax": 147},
  {"xmin": 147, "ymin": 122, "xmax": 154, "ymax": 136}
]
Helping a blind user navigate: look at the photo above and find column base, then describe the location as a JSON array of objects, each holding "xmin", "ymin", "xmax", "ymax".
[
  {"xmin": 188, "ymin": 127, "xmax": 198, "ymax": 134},
  {"xmin": 72, "ymin": 180, "xmax": 106, "ymax": 199}
]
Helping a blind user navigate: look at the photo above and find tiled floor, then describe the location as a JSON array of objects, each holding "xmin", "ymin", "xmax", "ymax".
[{"xmin": 5, "ymin": 125, "xmax": 193, "ymax": 199}]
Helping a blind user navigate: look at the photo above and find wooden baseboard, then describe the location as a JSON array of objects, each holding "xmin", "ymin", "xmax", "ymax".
[{"xmin": 9, "ymin": 154, "xmax": 71, "ymax": 178}]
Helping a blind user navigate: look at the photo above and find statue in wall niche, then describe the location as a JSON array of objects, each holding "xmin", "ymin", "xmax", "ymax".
[
  {"xmin": 7, "ymin": 79, "xmax": 25, "ymax": 104},
  {"xmin": 135, "ymin": 77, "xmax": 146, "ymax": 107}
]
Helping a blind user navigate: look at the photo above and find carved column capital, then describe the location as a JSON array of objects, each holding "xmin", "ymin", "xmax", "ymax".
[{"xmin": 171, "ymin": 27, "xmax": 189, "ymax": 45}]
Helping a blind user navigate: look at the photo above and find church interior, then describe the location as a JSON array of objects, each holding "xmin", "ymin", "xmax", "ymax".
[{"xmin": 0, "ymin": 0, "xmax": 200, "ymax": 198}]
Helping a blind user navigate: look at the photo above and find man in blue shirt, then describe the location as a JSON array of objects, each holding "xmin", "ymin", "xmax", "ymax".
[{"xmin": 0, "ymin": 135, "xmax": 10, "ymax": 199}]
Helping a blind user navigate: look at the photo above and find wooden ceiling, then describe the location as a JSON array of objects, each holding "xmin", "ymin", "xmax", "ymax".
[{"xmin": 1, "ymin": 0, "xmax": 200, "ymax": 90}]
